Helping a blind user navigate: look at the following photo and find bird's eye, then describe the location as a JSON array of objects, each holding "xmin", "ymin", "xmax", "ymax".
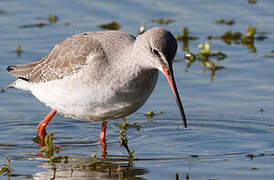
[{"xmin": 152, "ymin": 49, "xmax": 160, "ymax": 57}]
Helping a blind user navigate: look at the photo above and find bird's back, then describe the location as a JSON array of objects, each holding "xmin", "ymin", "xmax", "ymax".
[{"xmin": 7, "ymin": 30, "xmax": 135, "ymax": 85}]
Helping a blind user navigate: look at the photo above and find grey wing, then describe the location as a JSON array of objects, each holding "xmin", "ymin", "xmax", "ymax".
[{"xmin": 7, "ymin": 33, "xmax": 104, "ymax": 83}]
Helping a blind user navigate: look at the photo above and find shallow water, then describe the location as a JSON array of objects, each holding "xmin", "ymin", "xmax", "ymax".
[{"xmin": 1, "ymin": 0, "xmax": 274, "ymax": 179}]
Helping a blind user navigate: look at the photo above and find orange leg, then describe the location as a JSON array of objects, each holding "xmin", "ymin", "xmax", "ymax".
[
  {"xmin": 37, "ymin": 109, "xmax": 57, "ymax": 142},
  {"xmin": 99, "ymin": 122, "xmax": 108, "ymax": 157},
  {"xmin": 99, "ymin": 122, "xmax": 107, "ymax": 144},
  {"xmin": 100, "ymin": 142, "xmax": 107, "ymax": 158}
]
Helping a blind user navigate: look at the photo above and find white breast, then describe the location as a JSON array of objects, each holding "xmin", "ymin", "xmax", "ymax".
[{"xmin": 29, "ymin": 63, "xmax": 159, "ymax": 122}]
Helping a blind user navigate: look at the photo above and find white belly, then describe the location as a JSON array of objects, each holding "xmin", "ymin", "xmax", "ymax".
[{"xmin": 29, "ymin": 69, "xmax": 159, "ymax": 122}]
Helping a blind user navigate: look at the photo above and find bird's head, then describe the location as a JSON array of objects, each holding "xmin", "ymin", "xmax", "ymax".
[{"xmin": 135, "ymin": 27, "xmax": 187, "ymax": 128}]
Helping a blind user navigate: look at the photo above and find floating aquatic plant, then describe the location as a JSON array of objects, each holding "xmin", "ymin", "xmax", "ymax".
[
  {"xmin": 119, "ymin": 118, "xmax": 128, "ymax": 130},
  {"xmin": 246, "ymin": 152, "xmax": 268, "ymax": 160},
  {"xmin": 248, "ymin": 0, "xmax": 257, "ymax": 4},
  {"xmin": 138, "ymin": 24, "xmax": 146, "ymax": 35},
  {"xmin": 116, "ymin": 118, "xmax": 143, "ymax": 132},
  {"xmin": 144, "ymin": 110, "xmax": 165, "ymax": 118},
  {"xmin": 18, "ymin": 22, "xmax": 47, "ymax": 29},
  {"xmin": 215, "ymin": 19, "xmax": 234, "ymax": 26},
  {"xmin": 145, "ymin": 110, "xmax": 155, "ymax": 118},
  {"xmin": 151, "ymin": 18, "xmax": 173, "ymax": 25},
  {"xmin": 119, "ymin": 130, "xmax": 134, "ymax": 162},
  {"xmin": 40, "ymin": 133, "xmax": 54, "ymax": 158},
  {"xmin": 92, "ymin": 152, "xmax": 97, "ymax": 164},
  {"xmin": 185, "ymin": 42, "xmax": 226, "ymax": 81},
  {"xmin": 259, "ymin": 106, "xmax": 264, "ymax": 115},
  {"xmin": 176, "ymin": 27, "xmax": 198, "ymax": 51},
  {"xmin": 0, "ymin": 157, "xmax": 12, "ymax": 176},
  {"xmin": 48, "ymin": 14, "xmax": 58, "ymax": 23},
  {"xmin": 208, "ymin": 25, "xmax": 268, "ymax": 53},
  {"xmin": 246, "ymin": 152, "xmax": 255, "ymax": 160},
  {"xmin": 19, "ymin": 14, "xmax": 59, "ymax": 28},
  {"xmin": 16, "ymin": 44, "xmax": 22, "ymax": 57},
  {"xmin": 98, "ymin": 21, "xmax": 121, "ymax": 30}
]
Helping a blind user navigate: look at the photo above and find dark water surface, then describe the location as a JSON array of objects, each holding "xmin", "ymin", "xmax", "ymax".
[{"xmin": 1, "ymin": 0, "xmax": 274, "ymax": 179}]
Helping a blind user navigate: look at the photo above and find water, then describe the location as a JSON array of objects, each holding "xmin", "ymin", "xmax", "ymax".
[{"xmin": 1, "ymin": 0, "xmax": 274, "ymax": 179}]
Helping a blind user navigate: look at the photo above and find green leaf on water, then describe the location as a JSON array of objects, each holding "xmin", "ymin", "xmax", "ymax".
[
  {"xmin": 176, "ymin": 27, "xmax": 198, "ymax": 52},
  {"xmin": 98, "ymin": 21, "xmax": 121, "ymax": 30},
  {"xmin": 246, "ymin": 25, "xmax": 256, "ymax": 38},
  {"xmin": 0, "ymin": 166, "xmax": 11, "ymax": 175},
  {"xmin": 145, "ymin": 110, "xmax": 155, "ymax": 118},
  {"xmin": 92, "ymin": 152, "xmax": 97, "ymax": 163},
  {"xmin": 215, "ymin": 19, "xmax": 234, "ymax": 26},
  {"xmin": 119, "ymin": 117, "xmax": 128, "ymax": 130},
  {"xmin": 138, "ymin": 24, "xmax": 146, "ymax": 35},
  {"xmin": 48, "ymin": 14, "xmax": 58, "ymax": 23},
  {"xmin": 176, "ymin": 27, "xmax": 198, "ymax": 41},
  {"xmin": 119, "ymin": 130, "xmax": 134, "ymax": 160},
  {"xmin": 151, "ymin": 18, "xmax": 173, "ymax": 25},
  {"xmin": 16, "ymin": 44, "xmax": 22, "ymax": 57},
  {"xmin": 198, "ymin": 42, "xmax": 211, "ymax": 54},
  {"xmin": 0, "ymin": 157, "xmax": 12, "ymax": 176},
  {"xmin": 40, "ymin": 133, "xmax": 54, "ymax": 158}
]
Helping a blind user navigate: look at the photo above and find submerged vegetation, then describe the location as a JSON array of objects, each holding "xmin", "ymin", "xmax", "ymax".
[
  {"xmin": 176, "ymin": 24, "xmax": 268, "ymax": 81},
  {"xmin": 0, "ymin": 157, "xmax": 12, "ymax": 177},
  {"xmin": 151, "ymin": 18, "xmax": 174, "ymax": 25},
  {"xmin": 184, "ymin": 42, "xmax": 226, "ymax": 81},
  {"xmin": 116, "ymin": 118, "xmax": 134, "ymax": 161},
  {"xmin": 145, "ymin": 110, "xmax": 155, "ymax": 118},
  {"xmin": 48, "ymin": 14, "xmax": 58, "ymax": 23},
  {"xmin": 18, "ymin": 14, "xmax": 61, "ymax": 29},
  {"xmin": 35, "ymin": 131, "xmax": 139, "ymax": 179},
  {"xmin": 40, "ymin": 133, "xmax": 55, "ymax": 158},
  {"xmin": 98, "ymin": 21, "xmax": 121, "ymax": 30},
  {"xmin": 119, "ymin": 130, "xmax": 134, "ymax": 162},
  {"xmin": 215, "ymin": 19, "xmax": 234, "ymax": 26},
  {"xmin": 138, "ymin": 24, "xmax": 146, "ymax": 35},
  {"xmin": 16, "ymin": 44, "xmax": 22, "ymax": 57},
  {"xmin": 116, "ymin": 117, "xmax": 143, "ymax": 131},
  {"xmin": 208, "ymin": 25, "xmax": 267, "ymax": 53},
  {"xmin": 18, "ymin": 14, "xmax": 59, "ymax": 28},
  {"xmin": 176, "ymin": 27, "xmax": 198, "ymax": 52},
  {"xmin": 144, "ymin": 110, "xmax": 164, "ymax": 118}
]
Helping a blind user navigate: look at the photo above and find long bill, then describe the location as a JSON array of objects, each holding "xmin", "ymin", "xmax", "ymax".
[{"xmin": 162, "ymin": 65, "xmax": 187, "ymax": 128}]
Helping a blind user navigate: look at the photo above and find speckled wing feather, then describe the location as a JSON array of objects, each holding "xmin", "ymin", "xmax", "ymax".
[{"xmin": 7, "ymin": 32, "xmax": 103, "ymax": 83}]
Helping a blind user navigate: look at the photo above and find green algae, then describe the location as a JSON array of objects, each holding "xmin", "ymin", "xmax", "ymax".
[
  {"xmin": 151, "ymin": 18, "xmax": 173, "ymax": 25},
  {"xmin": 98, "ymin": 21, "xmax": 121, "ymax": 30}
]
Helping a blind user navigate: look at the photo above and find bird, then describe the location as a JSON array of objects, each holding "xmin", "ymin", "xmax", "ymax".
[{"xmin": 7, "ymin": 27, "xmax": 187, "ymax": 146}]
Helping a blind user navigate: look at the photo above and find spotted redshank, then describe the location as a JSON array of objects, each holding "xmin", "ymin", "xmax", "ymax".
[{"xmin": 7, "ymin": 27, "xmax": 187, "ymax": 145}]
